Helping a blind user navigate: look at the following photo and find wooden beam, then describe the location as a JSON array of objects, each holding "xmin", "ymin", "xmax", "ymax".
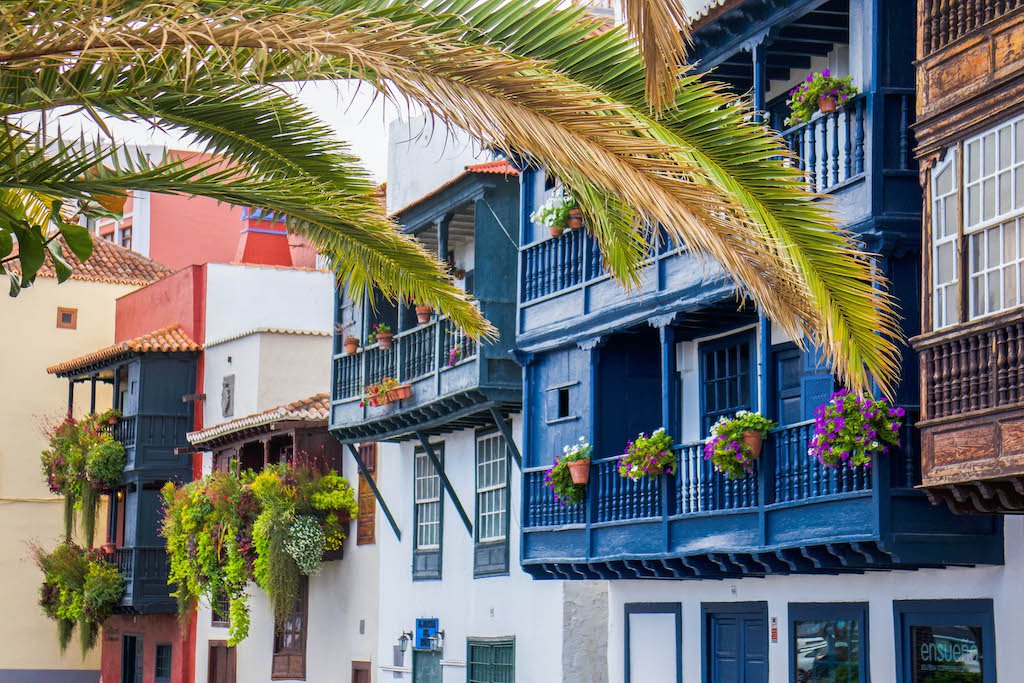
[
  {"xmin": 416, "ymin": 431, "xmax": 473, "ymax": 537},
  {"xmin": 345, "ymin": 443, "xmax": 401, "ymax": 542},
  {"xmin": 488, "ymin": 406, "xmax": 522, "ymax": 470}
]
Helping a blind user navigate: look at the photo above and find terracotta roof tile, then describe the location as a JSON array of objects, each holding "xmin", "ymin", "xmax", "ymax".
[
  {"xmin": 187, "ymin": 393, "xmax": 330, "ymax": 445},
  {"xmin": 47, "ymin": 324, "xmax": 201, "ymax": 376},
  {"xmin": 391, "ymin": 159, "xmax": 519, "ymax": 218},
  {"xmin": 9, "ymin": 234, "xmax": 173, "ymax": 286}
]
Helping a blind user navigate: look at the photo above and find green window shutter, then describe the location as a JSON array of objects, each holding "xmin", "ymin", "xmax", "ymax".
[{"xmin": 467, "ymin": 638, "xmax": 515, "ymax": 683}]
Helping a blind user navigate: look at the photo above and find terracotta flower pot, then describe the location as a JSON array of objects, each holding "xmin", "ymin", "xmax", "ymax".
[
  {"xmin": 101, "ymin": 542, "xmax": 116, "ymax": 556},
  {"xmin": 368, "ymin": 395, "xmax": 389, "ymax": 407},
  {"xmin": 818, "ymin": 95, "xmax": 837, "ymax": 113},
  {"xmin": 375, "ymin": 332, "xmax": 394, "ymax": 350},
  {"xmin": 386, "ymin": 384, "xmax": 412, "ymax": 402},
  {"xmin": 550, "ymin": 224, "xmax": 564, "ymax": 238},
  {"xmin": 567, "ymin": 208, "xmax": 584, "ymax": 231},
  {"xmin": 106, "ymin": 416, "xmax": 118, "ymax": 425},
  {"xmin": 343, "ymin": 337, "xmax": 359, "ymax": 355},
  {"xmin": 415, "ymin": 306, "xmax": 433, "ymax": 324},
  {"xmin": 742, "ymin": 430, "xmax": 764, "ymax": 459},
  {"xmin": 567, "ymin": 458, "xmax": 591, "ymax": 485},
  {"xmin": 647, "ymin": 464, "xmax": 665, "ymax": 476}
]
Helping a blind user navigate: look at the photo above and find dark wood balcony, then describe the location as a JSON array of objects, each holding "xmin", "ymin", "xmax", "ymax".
[
  {"xmin": 521, "ymin": 415, "xmax": 1003, "ymax": 579},
  {"xmin": 110, "ymin": 546, "xmax": 175, "ymax": 614}
]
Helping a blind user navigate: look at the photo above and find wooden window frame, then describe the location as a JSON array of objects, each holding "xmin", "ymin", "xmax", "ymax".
[
  {"xmin": 56, "ymin": 306, "xmax": 78, "ymax": 330},
  {"xmin": 272, "ymin": 577, "xmax": 308, "ymax": 680},
  {"xmin": 474, "ymin": 430, "xmax": 510, "ymax": 578},
  {"xmin": 356, "ymin": 443, "xmax": 377, "ymax": 546},
  {"xmin": 154, "ymin": 642, "xmax": 173, "ymax": 683},
  {"xmin": 698, "ymin": 330, "xmax": 757, "ymax": 436},
  {"xmin": 412, "ymin": 443, "xmax": 444, "ymax": 581}
]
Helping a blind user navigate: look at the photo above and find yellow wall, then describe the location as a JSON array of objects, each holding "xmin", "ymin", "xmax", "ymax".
[{"xmin": 0, "ymin": 276, "xmax": 137, "ymax": 674}]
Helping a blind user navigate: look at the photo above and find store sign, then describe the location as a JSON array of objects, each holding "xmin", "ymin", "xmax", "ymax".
[
  {"xmin": 415, "ymin": 618, "xmax": 439, "ymax": 650},
  {"xmin": 910, "ymin": 625, "xmax": 983, "ymax": 681}
]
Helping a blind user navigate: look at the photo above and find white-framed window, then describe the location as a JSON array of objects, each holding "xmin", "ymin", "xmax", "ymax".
[
  {"xmin": 932, "ymin": 149, "xmax": 959, "ymax": 329},
  {"xmin": 475, "ymin": 433, "xmax": 508, "ymax": 543},
  {"xmin": 964, "ymin": 114, "xmax": 1024, "ymax": 319},
  {"xmin": 414, "ymin": 450, "xmax": 441, "ymax": 550}
]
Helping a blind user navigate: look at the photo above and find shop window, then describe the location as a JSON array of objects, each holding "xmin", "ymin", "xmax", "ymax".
[
  {"xmin": 790, "ymin": 602, "xmax": 867, "ymax": 683},
  {"xmin": 894, "ymin": 599, "xmax": 994, "ymax": 682}
]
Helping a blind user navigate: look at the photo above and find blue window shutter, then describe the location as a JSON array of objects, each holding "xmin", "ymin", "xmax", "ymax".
[{"xmin": 800, "ymin": 346, "xmax": 835, "ymax": 421}]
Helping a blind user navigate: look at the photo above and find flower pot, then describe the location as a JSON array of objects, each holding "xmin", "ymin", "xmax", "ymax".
[
  {"xmin": 742, "ymin": 430, "xmax": 764, "ymax": 459},
  {"xmin": 818, "ymin": 95, "xmax": 837, "ymax": 113},
  {"xmin": 101, "ymin": 542, "xmax": 116, "ymax": 556},
  {"xmin": 415, "ymin": 306, "xmax": 433, "ymax": 324},
  {"xmin": 107, "ymin": 416, "xmax": 118, "ymax": 425},
  {"xmin": 375, "ymin": 332, "xmax": 393, "ymax": 350},
  {"xmin": 647, "ymin": 464, "xmax": 665, "ymax": 476},
  {"xmin": 567, "ymin": 208, "xmax": 584, "ymax": 231},
  {"xmin": 549, "ymin": 224, "xmax": 564, "ymax": 238},
  {"xmin": 567, "ymin": 458, "xmax": 591, "ymax": 485},
  {"xmin": 386, "ymin": 384, "xmax": 412, "ymax": 402},
  {"xmin": 343, "ymin": 337, "xmax": 359, "ymax": 355},
  {"xmin": 368, "ymin": 395, "xmax": 389, "ymax": 407}
]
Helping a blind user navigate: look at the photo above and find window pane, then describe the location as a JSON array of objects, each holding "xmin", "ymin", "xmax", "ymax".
[
  {"xmin": 983, "ymin": 178, "xmax": 996, "ymax": 221},
  {"xmin": 794, "ymin": 618, "xmax": 862, "ymax": 683},
  {"xmin": 936, "ymin": 242, "xmax": 955, "ymax": 284},
  {"xmin": 1000, "ymin": 172, "xmax": 1013, "ymax": 214},
  {"xmin": 1000, "ymin": 127, "xmax": 1012, "ymax": 167},
  {"xmin": 968, "ymin": 185, "xmax": 980, "ymax": 226},
  {"xmin": 944, "ymin": 288, "xmax": 958, "ymax": 327},
  {"xmin": 983, "ymin": 133, "xmax": 996, "ymax": 175},
  {"xmin": 968, "ymin": 140, "xmax": 980, "ymax": 182},
  {"xmin": 910, "ymin": 625, "xmax": 983, "ymax": 682}
]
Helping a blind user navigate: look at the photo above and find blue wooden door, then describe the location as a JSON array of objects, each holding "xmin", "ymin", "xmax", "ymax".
[
  {"xmin": 708, "ymin": 609, "xmax": 768, "ymax": 683},
  {"xmin": 413, "ymin": 650, "xmax": 442, "ymax": 683}
]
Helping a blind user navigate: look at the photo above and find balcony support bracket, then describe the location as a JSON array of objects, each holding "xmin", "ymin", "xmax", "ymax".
[
  {"xmin": 488, "ymin": 406, "xmax": 522, "ymax": 470},
  {"xmin": 416, "ymin": 431, "xmax": 473, "ymax": 537},
  {"xmin": 345, "ymin": 443, "xmax": 402, "ymax": 542}
]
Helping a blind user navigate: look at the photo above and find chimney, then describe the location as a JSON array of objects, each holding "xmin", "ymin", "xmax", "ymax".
[{"xmin": 236, "ymin": 208, "xmax": 293, "ymax": 267}]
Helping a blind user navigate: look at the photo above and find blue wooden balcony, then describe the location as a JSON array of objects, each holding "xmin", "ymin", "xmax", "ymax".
[
  {"xmin": 329, "ymin": 316, "xmax": 520, "ymax": 443},
  {"xmin": 520, "ymin": 416, "xmax": 1003, "ymax": 579},
  {"xmin": 110, "ymin": 546, "xmax": 174, "ymax": 614}
]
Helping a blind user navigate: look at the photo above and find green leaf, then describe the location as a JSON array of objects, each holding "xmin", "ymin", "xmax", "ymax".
[
  {"xmin": 11, "ymin": 224, "xmax": 45, "ymax": 280},
  {"xmin": 0, "ymin": 229, "xmax": 12, "ymax": 259},
  {"xmin": 47, "ymin": 239, "xmax": 74, "ymax": 283},
  {"xmin": 59, "ymin": 221, "xmax": 93, "ymax": 262}
]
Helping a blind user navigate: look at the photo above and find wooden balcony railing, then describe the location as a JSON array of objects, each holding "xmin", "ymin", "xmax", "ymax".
[
  {"xmin": 331, "ymin": 317, "xmax": 479, "ymax": 401},
  {"xmin": 523, "ymin": 414, "xmax": 917, "ymax": 530},
  {"xmin": 921, "ymin": 0, "xmax": 1024, "ymax": 57},
  {"xmin": 919, "ymin": 315, "xmax": 1024, "ymax": 421},
  {"xmin": 781, "ymin": 93, "xmax": 868, "ymax": 194}
]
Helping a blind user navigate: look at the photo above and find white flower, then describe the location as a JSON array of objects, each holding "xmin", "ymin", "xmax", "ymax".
[{"xmin": 870, "ymin": 441, "xmax": 879, "ymax": 449}]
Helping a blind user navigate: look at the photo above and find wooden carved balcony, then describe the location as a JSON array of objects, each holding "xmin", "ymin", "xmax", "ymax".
[
  {"xmin": 915, "ymin": 311, "xmax": 1024, "ymax": 513},
  {"xmin": 920, "ymin": 0, "xmax": 1024, "ymax": 57}
]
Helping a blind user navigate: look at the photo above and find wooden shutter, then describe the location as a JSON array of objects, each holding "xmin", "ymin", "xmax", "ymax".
[
  {"xmin": 800, "ymin": 345, "xmax": 837, "ymax": 421},
  {"xmin": 272, "ymin": 577, "xmax": 308, "ymax": 680},
  {"xmin": 209, "ymin": 642, "xmax": 236, "ymax": 683},
  {"xmin": 357, "ymin": 443, "xmax": 377, "ymax": 546}
]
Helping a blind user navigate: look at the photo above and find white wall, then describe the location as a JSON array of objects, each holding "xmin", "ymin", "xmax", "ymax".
[
  {"xmin": 608, "ymin": 517, "xmax": 1024, "ymax": 683},
  {"xmin": 375, "ymin": 417, "xmax": 566, "ymax": 682},
  {"xmin": 386, "ymin": 116, "xmax": 485, "ymax": 213},
  {"xmin": 204, "ymin": 263, "xmax": 333, "ymax": 344}
]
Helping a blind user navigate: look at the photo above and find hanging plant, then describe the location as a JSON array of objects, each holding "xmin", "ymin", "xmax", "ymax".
[
  {"xmin": 530, "ymin": 187, "xmax": 575, "ymax": 238},
  {"xmin": 618, "ymin": 428, "xmax": 675, "ymax": 480},
  {"xmin": 544, "ymin": 453, "xmax": 586, "ymax": 506},
  {"xmin": 704, "ymin": 411, "xmax": 777, "ymax": 480},
  {"xmin": 33, "ymin": 541, "xmax": 124, "ymax": 655},
  {"xmin": 41, "ymin": 409, "xmax": 126, "ymax": 546},
  {"xmin": 808, "ymin": 390, "xmax": 903, "ymax": 469},
  {"xmin": 162, "ymin": 460, "xmax": 357, "ymax": 644}
]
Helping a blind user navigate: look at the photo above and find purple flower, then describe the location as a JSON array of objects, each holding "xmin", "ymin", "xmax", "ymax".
[
  {"xmin": 821, "ymin": 68, "xmax": 830, "ymax": 78},
  {"xmin": 806, "ymin": 74, "xmax": 814, "ymax": 83}
]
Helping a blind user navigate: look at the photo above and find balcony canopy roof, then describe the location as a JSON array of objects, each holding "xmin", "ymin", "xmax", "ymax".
[
  {"xmin": 187, "ymin": 392, "xmax": 330, "ymax": 448},
  {"xmin": 391, "ymin": 159, "xmax": 518, "ymax": 235},
  {"xmin": 47, "ymin": 323, "xmax": 201, "ymax": 378}
]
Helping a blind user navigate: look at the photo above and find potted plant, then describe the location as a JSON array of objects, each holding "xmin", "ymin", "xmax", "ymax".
[
  {"xmin": 567, "ymin": 207, "xmax": 584, "ymax": 231},
  {"xmin": 618, "ymin": 428, "xmax": 675, "ymax": 480},
  {"xmin": 447, "ymin": 341, "xmax": 464, "ymax": 367},
  {"xmin": 544, "ymin": 453, "xmax": 587, "ymax": 505},
  {"xmin": 362, "ymin": 382, "xmax": 389, "ymax": 407},
  {"xmin": 561, "ymin": 437, "xmax": 593, "ymax": 485},
  {"xmin": 368, "ymin": 323, "xmax": 393, "ymax": 350},
  {"xmin": 530, "ymin": 188, "xmax": 574, "ymax": 238},
  {"xmin": 382, "ymin": 376, "xmax": 412, "ymax": 402},
  {"xmin": 336, "ymin": 310, "xmax": 360, "ymax": 355},
  {"xmin": 808, "ymin": 389, "xmax": 904, "ymax": 469},
  {"xmin": 703, "ymin": 411, "xmax": 777, "ymax": 479},
  {"xmin": 413, "ymin": 299, "xmax": 434, "ymax": 325},
  {"xmin": 784, "ymin": 69, "xmax": 859, "ymax": 126}
]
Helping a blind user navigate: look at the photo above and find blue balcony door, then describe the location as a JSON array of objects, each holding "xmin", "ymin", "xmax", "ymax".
[
  {"xmin": 704, "ymin": 604, "xmax": 768, "ymax": 683},
  {"xmin": 700, "ymin": 332, "xmax": 756, "ymax": 435},
  {"xmin": 770, "ymin": 344, "xmax": 836, "ymax": 426},
  {"xmin": 412, "ymin": 650, "xmax": 442, "ymax": 683}
]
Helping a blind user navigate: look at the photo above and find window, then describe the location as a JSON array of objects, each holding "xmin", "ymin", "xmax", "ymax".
[
  {"xmin": 413, "ymin": 444, "xmax": 443, "ymax": 579},
  {"xmin": 154, "ymin": 643, "xmax": 172, "ymax": 683},
  {"xmin": 894, "ymin": 599, "xmax": 994, "ymax": 682},
  {"xmin": 699, "ymin": 331, "xmax": 755, "ymax": 435},
  {"xmin": 932, "ymin": 150, "xmax": 959, "ymax": 328},
  {"xmin": 272, "ymin": 577, "xmax": 308, "ymax": 680},
  {"xmin": 557, "ymin": 388, "xmax": 570, "ymax": 418},
  {"xmin": 475, "ymin": 432, "xmax": 509, "ymax": 577},
  {"xmin": 356, "ymin": 443, "xmax": 377, "ymax": 546},
  {"xmin": 56, "ymin": 307, "xmax": 78, "ymax": 330},
  {"xmin": 790, "ymin": 603, "xmax": 867, "ymax": 683},
  {"xmin": 467, "ymin": 638, "xmax": 515, "ymax": 683},
  {"xmin": 119, "ymin": 225, "xmax": 133, "ymax": 250},
  {"xmin": 212, "ymin": 592, "xmax": 230, "ymax": 627}
]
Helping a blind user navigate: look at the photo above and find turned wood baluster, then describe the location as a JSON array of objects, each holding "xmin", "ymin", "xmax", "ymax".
[
  {"xmin": 997, "ymin": 325, "xmax": 1010, "ymax": 406},
  {"xmin": 831, "ymin": 111, "xmax": 840, "ymax": 185},
  {"xmin": 937, "ymin": 343, "xmax": 948, "ymax": 418},
  {"xmin": 956, "ymin": 0, "xmax": 966, "ymax": 38},
  {"xmin": 819, "ymin": 116, "xmax": 828, "ymax": 191},
  {"xmin": 1017, "ymin": 323, "xmax": 1024, "ymax": 401},
  {"xmin": 939, "ymin": 0, "xmax": 950, "ymax": 47},
  {"xmin": 854, "ymin": 99, "xmax": 866, "ymax": 175},
  {"xmin": 923, "ymin": 0, "xmax": 934, "ymax": 52},
  {"xmin": 966, "ymin": 337, "xmax": 979, "ymax": 413},
  {"xmin": 932, "ymin": 0, "xmax": 943, "ymax": 51},
  {"xmin": 980, "ymin": 332, "xmax": 992, "ymax": 410},
  {"xmin": 1006, "ymin": 323, "xmax": 1019, "ymax": 404}
]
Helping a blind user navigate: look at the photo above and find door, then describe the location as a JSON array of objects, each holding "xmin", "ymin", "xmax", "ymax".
[
  {"xmin": 120, "ymin": 635, "xmax": 142, "ymax": 683},
  {"xmin": 209, "ymin": 642, "xmax": 237, "ymax": 683},
  {"xmin": 699, "ymin": 332, "xmax": 756, "ymax": 435},
  {"xmin": 413, "ymin": 650, "xmax": 442, "ymax": 683},
  {"xmin": 705, "ymin": 605, "xmax": 768, "ymax": 683},
  {"xmin": 352, "ymin": 660, "xmax": 372, "ymax": 683}
]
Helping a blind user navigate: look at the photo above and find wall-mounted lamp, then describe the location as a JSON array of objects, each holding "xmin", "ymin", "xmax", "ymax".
[
  {"xmin": 428, "ymin": 629, "xmax": 446, "ymax": 653},
  {"xmin": 398, "ymin": 631, "xmax": 413, "ymax": 654},
  {"xmin": 116, "ymin": 489, "xmax": 124, "ymax": 502}
]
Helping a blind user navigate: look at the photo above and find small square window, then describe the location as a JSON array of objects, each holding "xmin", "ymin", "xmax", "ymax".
[
  {"xmin": 56, "ymin": 307, "xmax": 78, "ymax": 330},
  {"xmin": 557, "ymin": 388, "xmax": 570, "ymax": 418}
]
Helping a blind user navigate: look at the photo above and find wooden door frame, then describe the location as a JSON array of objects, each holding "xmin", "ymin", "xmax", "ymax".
[
  {"xmin": 208, "ymin": 640, "xmax": 237, "ymax": 683},
  {"xmin": 351, "ymin": 660, "xmax": 372, "ymax": 683}
]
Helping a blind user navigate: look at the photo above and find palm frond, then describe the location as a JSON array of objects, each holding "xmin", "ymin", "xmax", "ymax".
[{"xmin": 618, "ymin": 0, "xmax": 690, "ymax": 111}]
